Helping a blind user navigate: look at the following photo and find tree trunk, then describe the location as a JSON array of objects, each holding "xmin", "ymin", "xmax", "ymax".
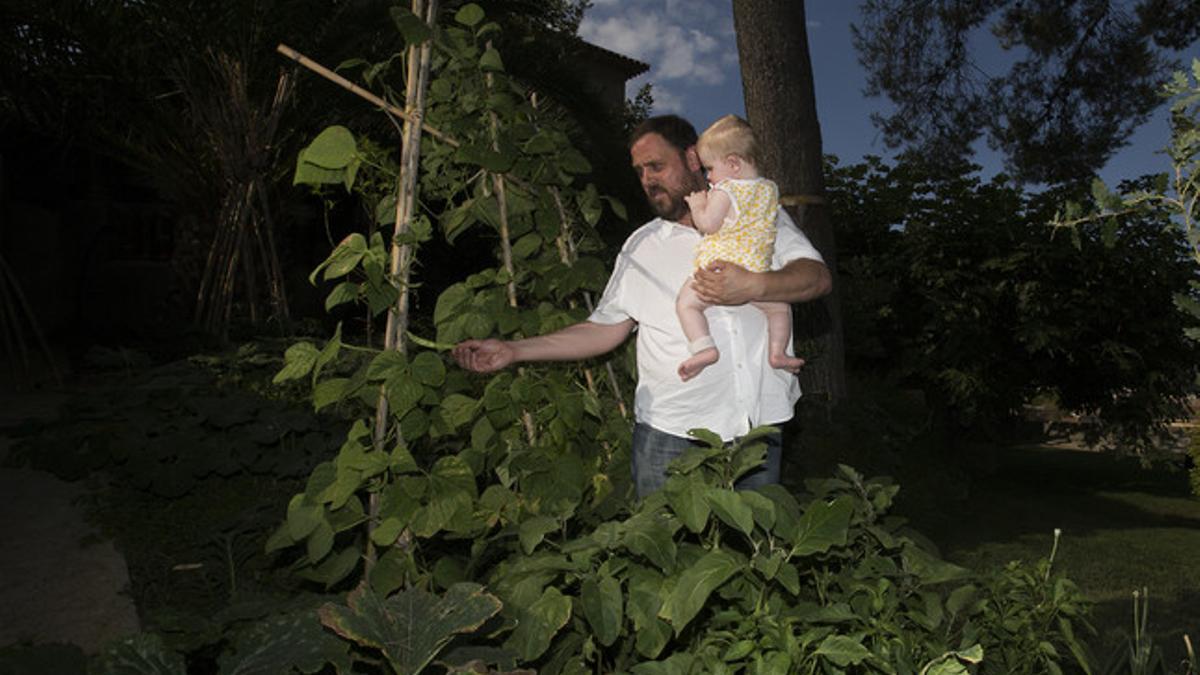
[{"xmin": 732, "ymin": 0, "xmax": 846, "ymax": 404}]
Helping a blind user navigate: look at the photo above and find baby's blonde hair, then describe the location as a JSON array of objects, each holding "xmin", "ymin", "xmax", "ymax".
[{"xmin": 697, "ymin": 114, "xmax": 760, "ymax": 167}]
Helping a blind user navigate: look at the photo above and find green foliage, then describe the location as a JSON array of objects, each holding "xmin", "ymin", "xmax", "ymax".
[
  {"xmin": 457, "ymin": 445, "xmax": 1092, "ymax": 674},
  {"xmin": 966, "ymin": 530, "xmax": 1093, "ymax": 674},
  {"xmin": 275, "ymin": 2, "xmax": 633, "ymax": 593},
  {"xmin": 827, "ymin": 153, "xmax": 1200, "ymax": 452},
  {"xmin": 854, "ymin": 1, "xmax": 1200, "ymax": 184},
  {"xmin": 1098, "ymin": 589, "xmax": 1171, "ymax": 675},
  {"xmin": 9, "ymin": 353, "xmax": 332, "ymax": 498},
  {"xmin": 1052, "ymin": 58, "xmax": 1200, "ymax": 346},
  {"xmin": 1045, "ymin": 58, "xmax": 1200, "ymax": 468}
]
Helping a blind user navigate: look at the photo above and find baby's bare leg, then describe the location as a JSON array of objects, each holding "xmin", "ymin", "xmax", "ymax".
[
  {"xmin": 676, "ymin": 280, "xmax": 719, "ymax": 381},
  {"xmin": 754, "ymin": 301, "xmax": 805, "ymax": 373}
]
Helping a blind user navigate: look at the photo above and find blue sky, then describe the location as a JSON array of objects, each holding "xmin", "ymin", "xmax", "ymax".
[{"xmin": 579, "ymin": 0, "xmax": 1194, "ymax": 188}]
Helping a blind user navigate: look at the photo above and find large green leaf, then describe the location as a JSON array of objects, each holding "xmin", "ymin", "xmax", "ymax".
[
  {"xmin": 312, "ymin": 378, "xmax": 349, "ymax": 411},
  {"xmin": 814, "ymin": 635, "xmax": 872, "ymax": 668},
  {"xmin": 705, "ymin": 488, "xmax": 755, "ymax": 535},
  {"xmin": 623, "ymin": 514, "xmax": 678, "ymax": 572},
  {"xmin": 410, "ymin": 351, "xmax": 446, "ymax": 386},
  {"xmin": 739, "ymin": 490, "xmax": 777, "ymax": 531},
  {"xmin": 438, "ymin": 394, "xmax": 479, "ymax": 432},
  {"xmin": 368, "ymin": 350, "xmax": 408, "ymax": 381},
  {"xmin": 385, "ymin": 376, "xmax": 425, "ymax": 419},
  {"xmin": 319, "ymin": 583, "xmax": 501, "ymax": 675},
  {"xmin": 410, "ymin": 489, "xmax": 472, "ymax": 537},
  {"xmin": 505, "ymin": 586, "xmax": 572, "ymax": 662},
  {"xmin": 518, "ymin": 515, "xmax": 559, "ymax": 554},
  {"xmin": 218, "ymin": 609, "xmax": 351, "ymax": 675},
  {"xmin": 306, "ymin": 517, "xmax": 334, "ymax": 563},
  {"xmin": 479, "ymin": 47, "xmax": 504, "ymax": 72},
  {"xmin": 434, "ymin": 283, "xmax": 471, "ymax": 325},
  {"xmin": 287, "ymin": 494, "xmax": 322, "ymax": 540},
  {"xmin": 322, "ymin": 234, "xmax": 368, "ymax": 280},
  {"xmin": 658, "ymin": 549, "xmax": 741, "ymax": 635},
  {"xmin": 273, "ymin": 342, "xmax": 319, "ymax": 384},
  {"xmin": 390, "ymin": 6, "xmax": 432, "ymax": 44},
  {"xmin": 664, "ymin": 473, "xmax": 710, "ymax": 534},
  {"xmin": 299, "ymin": 126, "xmax": 357, "ymax": 169},
  {"xmin": 791, "ymin": 496, "xmax": 854, "ymax": 557},
  {"xmin": 626, "ymin": 572, "xmax": 671, "ymax": 659},
  {"xmin": 454, "ymin": 3, "xmax": 485, "ymax": 27},
  {"xmin": 581, "ymin": 575, "xmax": 623, "ymax": 647}
]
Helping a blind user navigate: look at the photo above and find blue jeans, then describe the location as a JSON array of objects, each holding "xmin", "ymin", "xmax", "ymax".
[{"xmin": 630, "ymin": 422, "xmax": 782, "ymax": 498}]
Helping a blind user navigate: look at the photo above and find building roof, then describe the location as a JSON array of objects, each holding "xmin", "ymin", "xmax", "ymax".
[{"xmin": 574, "ymin": 39, "xmax": 649, "ymax": 80}]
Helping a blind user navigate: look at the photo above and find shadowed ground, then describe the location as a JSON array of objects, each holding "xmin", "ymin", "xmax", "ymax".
[{"xmin": 0, "ymin": 386, "xmax": 140, "ymax": 654}]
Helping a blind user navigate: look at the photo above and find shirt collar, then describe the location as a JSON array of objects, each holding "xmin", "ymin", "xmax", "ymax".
[{"xmin": 653, "ymin": 217, "xmax": 699, "ymax": 240}]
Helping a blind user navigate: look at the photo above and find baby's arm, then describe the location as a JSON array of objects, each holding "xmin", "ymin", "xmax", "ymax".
[{"xmin": 685, "ymin": 188, "xmax": 732, "ymax": 234}]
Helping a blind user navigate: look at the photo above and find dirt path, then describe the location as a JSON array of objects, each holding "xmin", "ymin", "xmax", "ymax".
[{"xmin": 0, "ymin": 388, "xmax": 140, "ymax": 654}]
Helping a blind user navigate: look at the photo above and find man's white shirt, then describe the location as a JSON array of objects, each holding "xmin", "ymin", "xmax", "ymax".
[{"xmin": 589, "ymin": 209, "xmax": 824, "ymax": 441}]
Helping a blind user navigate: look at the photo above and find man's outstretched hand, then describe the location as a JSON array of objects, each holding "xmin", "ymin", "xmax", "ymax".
[
  {"xmin": 693, "ymin": 260, "xmax": 762, "ymax": 305},
  {"xmin": 452, "ymin": 339, "xmax": 516, "ymax": 373}
]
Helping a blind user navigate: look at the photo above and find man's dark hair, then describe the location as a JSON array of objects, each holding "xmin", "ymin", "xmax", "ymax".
[{"xmin": 628, "ymin": 114, "xmax": 698, "ymax": 153}]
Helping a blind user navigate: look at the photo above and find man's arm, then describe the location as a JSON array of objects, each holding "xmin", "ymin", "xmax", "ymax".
[
  {"xmin": 452, "ymin": 319, "xmax": 634, "ymax": 373},
  {"xmin": 692, "ymin": 257, "xmax": 832, "ymax": 305}
]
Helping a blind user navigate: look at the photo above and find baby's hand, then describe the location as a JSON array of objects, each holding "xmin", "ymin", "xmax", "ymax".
[{"xmin": 684, "ymin": 190, "xmax": 708, "ymax": 211}]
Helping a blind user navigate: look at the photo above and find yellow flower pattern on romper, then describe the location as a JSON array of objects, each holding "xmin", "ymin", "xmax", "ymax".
[{"xmin": 694, "ymin": 178, "xmax": 778, "ymax": 273}]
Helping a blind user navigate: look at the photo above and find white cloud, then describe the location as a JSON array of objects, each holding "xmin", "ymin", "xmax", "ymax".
[
  {"xmin": 578, "ymin": 13, "xmax": 659, "ymax": 61},
  {"xmin": 648, "ymin": 84, "xmax": 685, "ymax": 114},
  {"xmin": 578, "ymin": 6, "xmax": 730, "ymax": 86},
  {"xmin": 579, "ymin": 1, "xmax": 743, "ymax": 120}
]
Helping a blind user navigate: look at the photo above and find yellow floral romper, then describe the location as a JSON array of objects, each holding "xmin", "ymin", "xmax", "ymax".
[{"xmin": 694, "ymin": 177, "xmax": 778, "ymax": 273}]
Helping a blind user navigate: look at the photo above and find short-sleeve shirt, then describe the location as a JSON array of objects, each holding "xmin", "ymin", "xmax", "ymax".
[{"xmin": 588, "ymin": 209, "xmax": 825, "ymax": 441}]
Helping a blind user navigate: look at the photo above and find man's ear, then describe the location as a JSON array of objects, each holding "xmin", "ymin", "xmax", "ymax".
[{"xmin": 685, "ymin": 146, "xmax": 702, "ymax": 172}]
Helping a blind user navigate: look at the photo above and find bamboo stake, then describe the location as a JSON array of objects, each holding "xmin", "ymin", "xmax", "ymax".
[
  {"xmin": 276, "ymin": 43, "xmax": 459, "ymax": 149},
  {"xmin": 366, "ymin": 0, "xmax": 437, "ymax": 574}
]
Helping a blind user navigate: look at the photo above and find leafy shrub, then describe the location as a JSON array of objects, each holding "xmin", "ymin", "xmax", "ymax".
[{"xmin": 827, "ymin": 154, "xmax": 1200, "ymax": 453}]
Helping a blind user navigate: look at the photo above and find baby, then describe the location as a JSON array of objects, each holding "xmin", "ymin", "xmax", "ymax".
[{"xmin": 676, "ymin": 114, "xmax": 805, "ymax": 381}]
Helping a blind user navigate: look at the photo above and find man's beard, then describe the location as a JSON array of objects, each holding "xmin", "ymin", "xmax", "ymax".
[{"xmin": 645, "ymin": 172, "xmax": 706, "ymax": 221}]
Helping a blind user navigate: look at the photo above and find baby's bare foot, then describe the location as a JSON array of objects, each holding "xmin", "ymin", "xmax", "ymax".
[{"xmin": 678, "ymin": 348, "xmax": 719, "ymax": 382}]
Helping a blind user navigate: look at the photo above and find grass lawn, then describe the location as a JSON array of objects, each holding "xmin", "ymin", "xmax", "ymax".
[{"xmin": 910, "ymin": 444, "xmax": 1200, "ymax": 670}]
